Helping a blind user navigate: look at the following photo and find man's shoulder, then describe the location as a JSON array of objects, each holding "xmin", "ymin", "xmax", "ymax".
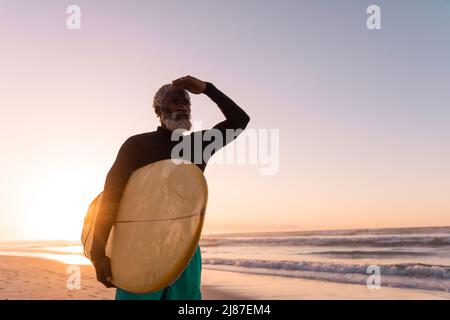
[{"xmin": 123, "ymin": 131, "xmax": 159, "ymax": 145}]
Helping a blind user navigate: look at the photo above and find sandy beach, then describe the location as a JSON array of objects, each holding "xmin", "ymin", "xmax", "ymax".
[
  {"xmin": 0, "ymin": 256, "xmax": 244, "ymax": 300},
  {"xmin": 0, "ymin": 255, "xmax": 448, "ymax": 300}
]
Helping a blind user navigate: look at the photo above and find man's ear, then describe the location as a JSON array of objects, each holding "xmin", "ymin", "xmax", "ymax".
[{"xmin": 155, "ymin": 106, "xmax": 161, "ymax": 117}]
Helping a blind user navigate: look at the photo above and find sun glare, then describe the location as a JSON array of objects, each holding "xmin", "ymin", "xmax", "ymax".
[{"xmin": 24, "ymin": 169, "xmax": 101, "ymax": 240}]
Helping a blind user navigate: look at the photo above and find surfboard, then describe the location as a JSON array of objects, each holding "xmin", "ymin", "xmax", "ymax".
[{"xmin": 81, "ymin": 159, "xmax": 208, "ymax": 293}]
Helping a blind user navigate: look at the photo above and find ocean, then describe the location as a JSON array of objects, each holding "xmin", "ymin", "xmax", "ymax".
[{"xmin": 0, "ymin": 226, "xmax": 449, "ymax": 293}]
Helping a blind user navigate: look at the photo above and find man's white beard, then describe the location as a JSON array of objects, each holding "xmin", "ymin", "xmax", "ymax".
[{"xmin": 161, "ymin": 112, "xmax": 192, "ymax": 131}]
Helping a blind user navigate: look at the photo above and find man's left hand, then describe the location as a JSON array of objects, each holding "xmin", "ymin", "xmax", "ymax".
[{"xmin": 172, "ymin": 75, "xmax": 207, "ymax": 94}]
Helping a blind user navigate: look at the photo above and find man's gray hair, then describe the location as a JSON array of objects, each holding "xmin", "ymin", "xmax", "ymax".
[{"xmin": 152, "ymin": 84, "xmax": 190, "ymax": 117}]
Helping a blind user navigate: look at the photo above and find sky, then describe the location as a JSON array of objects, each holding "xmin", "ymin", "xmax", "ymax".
[{"xmin": 0, "ymin": 0, "xmax": 449, "ymax": 240}]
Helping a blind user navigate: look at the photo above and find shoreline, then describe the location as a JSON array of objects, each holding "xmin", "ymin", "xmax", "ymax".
[
  {"xmin": 0, "ymin": 255, "xmax": 449, "ymax": 300},
  {"xmin": 202, "ymin": 268, "xmax": 450, "ymax": 300}
]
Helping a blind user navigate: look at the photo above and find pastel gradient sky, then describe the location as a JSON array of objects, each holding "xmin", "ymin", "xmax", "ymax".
[{"xmin": 1, "ymin": 0, "xmax": 449, "ymax": 240}]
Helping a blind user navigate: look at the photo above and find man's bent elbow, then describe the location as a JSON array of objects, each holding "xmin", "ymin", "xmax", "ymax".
[
  {"xmin": 243, "ymin": 112, "xmax": 250, "ymax": 127},
  {"xmin": 236, "ymin": 111, "xmax": 250, "ymax": 131}
]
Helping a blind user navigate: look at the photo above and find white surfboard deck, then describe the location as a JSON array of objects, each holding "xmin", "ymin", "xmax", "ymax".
[{"xmin": 82, "ymin": 159, "xmax": 207, "ymax": 293}]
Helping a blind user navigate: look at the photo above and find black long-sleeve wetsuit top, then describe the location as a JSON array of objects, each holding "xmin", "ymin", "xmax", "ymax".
[{"xmin": 90, "ymin": 82, "xmax": 250, "ymax": 260}]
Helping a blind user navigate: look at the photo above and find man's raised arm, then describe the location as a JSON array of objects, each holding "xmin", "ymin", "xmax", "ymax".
[{"xmin": 203, "ymin": 81, "xmax": 250, "ymax": 132}]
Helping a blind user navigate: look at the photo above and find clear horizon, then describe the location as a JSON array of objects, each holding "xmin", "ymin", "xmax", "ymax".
[{"xmin": 1, "ymin": 224, "xmax": 449, "ymax": 243}]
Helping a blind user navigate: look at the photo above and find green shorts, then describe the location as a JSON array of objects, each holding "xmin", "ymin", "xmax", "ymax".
[{"xmin": 115, "ymin": 245, "xmax": 202, "ymax": 300}]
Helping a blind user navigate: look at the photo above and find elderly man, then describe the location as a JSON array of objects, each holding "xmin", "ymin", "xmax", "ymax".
[{"xmin": 91, "ymin": 75, "xmax": 250, "ymax": 300}]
